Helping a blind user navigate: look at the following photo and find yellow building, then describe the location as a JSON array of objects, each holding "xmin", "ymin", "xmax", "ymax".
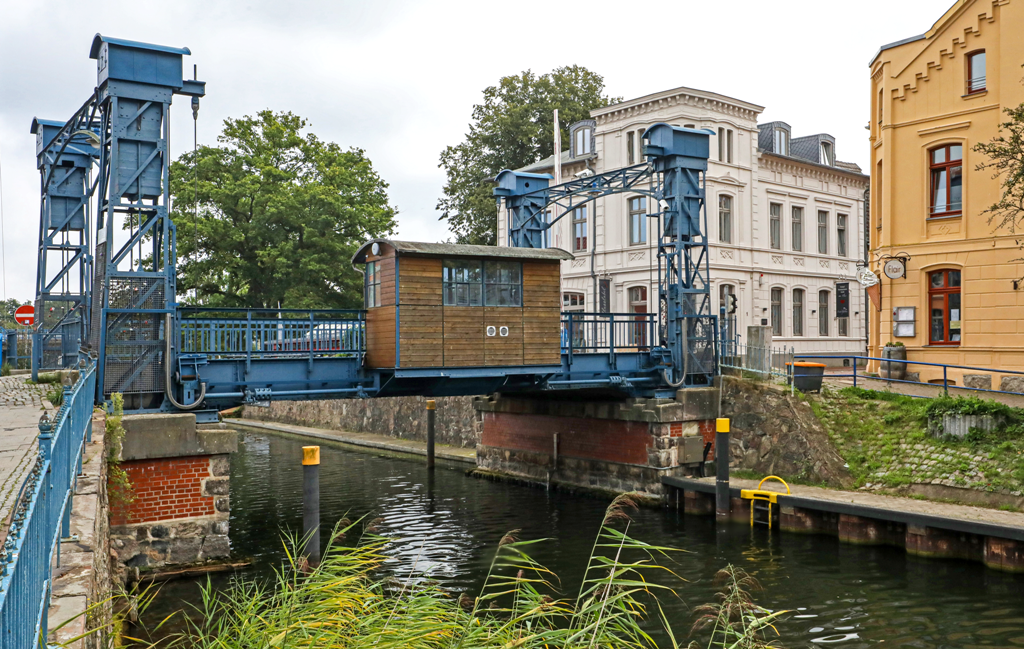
[{"xmin": 869, "ymin": 0, "xmax": 1024, "ymax": 388}]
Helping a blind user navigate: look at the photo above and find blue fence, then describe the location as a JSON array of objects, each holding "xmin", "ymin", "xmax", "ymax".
[
  {"xmin": 0, "ymin": 359, "xmax": 96, "ymax": 646},
  {"xmin": 794, "ymin": 353, "xmax": 1024, "ymax": 399}
]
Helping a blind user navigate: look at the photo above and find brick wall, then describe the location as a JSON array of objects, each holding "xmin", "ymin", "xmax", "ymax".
[
  {"xmin": 481, "ymin": 412, "xmax": 652, "ymax": 465},
  {"xmin": 110, "ymin": 455, "xmax": 222, "ymax": 526}
]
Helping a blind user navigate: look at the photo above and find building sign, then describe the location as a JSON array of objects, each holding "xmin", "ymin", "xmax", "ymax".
[
  {"xmin": 836, "ymin": 283, "xmax": 850, "ymax": 318},
  {"xmin": 883, "ymin": 258, "xmax": 906, "ymax": 279},
  {"xmin": 599, "ymin": 279, "xmax": 611, "ymax": 314}
]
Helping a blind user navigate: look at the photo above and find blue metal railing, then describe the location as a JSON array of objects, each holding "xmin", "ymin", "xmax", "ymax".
[
  {"xmin": 0, "ymin": 359, "xmax": 96, "ymax": 646},
  {"xmin": 794, "ymin": 353, "xmax": 1024, "ymax": 399},
  {"xmin": 178, "ymin": 308, "xmax": 366, "ymax": 361}
]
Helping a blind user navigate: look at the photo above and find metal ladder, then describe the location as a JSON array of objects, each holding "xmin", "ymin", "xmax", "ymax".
[{"xmin": 740, "ymin": 476, "xmax": 791, "ymax": 530}]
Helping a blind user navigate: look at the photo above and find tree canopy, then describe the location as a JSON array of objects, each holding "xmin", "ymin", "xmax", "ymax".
[
  {"xmin": 975, "ymin": 103, "xmax": 1024, "ymax": 234},
  {"xmin": 437, "ymin": 66, "xmax": 618, "ymax": 245},
  {"xmin": 170, "ymin": 111, "xmax": 397, "ymax": 309}
]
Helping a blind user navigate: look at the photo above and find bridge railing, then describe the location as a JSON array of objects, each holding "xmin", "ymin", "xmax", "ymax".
[
  {"xmin": 0, "ymin": 358, "xmax": 96, "ymax": 645},
  {"xmin": 561, "ymin": 312, "xmax": 658, "ymax": 356},
  {"xmin": 178, "ymin": 308, "xmax": 366, "ymax": 360}
]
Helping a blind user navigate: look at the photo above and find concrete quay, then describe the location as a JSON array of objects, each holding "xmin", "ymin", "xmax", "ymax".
[{"xmin": 666, "ymin": 475, "xmax": 1024, "ymax": 572}]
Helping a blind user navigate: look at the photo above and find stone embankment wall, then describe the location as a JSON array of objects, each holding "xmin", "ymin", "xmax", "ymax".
[
  {"xmin": 720, "ymin": 377, "xmax": 853, "ymax": 488},
  {"xmin": 108, "ymin": 415, "xmax": 236, "ymax": 573},
  {"xmin": 244, "ymin": 395, "xmax": 481, "ymax": 448}
]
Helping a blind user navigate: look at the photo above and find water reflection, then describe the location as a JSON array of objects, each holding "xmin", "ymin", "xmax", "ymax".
[{"xmin": 139, "ymin": 431, "xmax": 1024, "ymax": 648}]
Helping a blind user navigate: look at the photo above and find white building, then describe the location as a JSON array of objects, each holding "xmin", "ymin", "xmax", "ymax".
[{"xmin": 498, "ymin": 86, "xmax": 869, "ymax": 359}]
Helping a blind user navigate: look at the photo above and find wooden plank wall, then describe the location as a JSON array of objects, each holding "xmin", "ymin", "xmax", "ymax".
[
  {"xmin": 399, "ymin": 257, "xmax": 443, "ymax": 367},
  {"xmin": 364, "ymin": 246, "xmax": 397, "ymax": 368},
  {"xmin": 443, "ymin": 306, "xmax": 484, "ymax": 366},
  {"xmin": 522, "ymin": 261, "xmax": 561, "ymax": 365},
  {"xmin": 484, "ymin": 307, "xmax": 523, "ymax": 365}
]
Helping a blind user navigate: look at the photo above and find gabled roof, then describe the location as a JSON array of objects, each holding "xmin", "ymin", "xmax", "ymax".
[{"xmin": 352, "ymin": 240, "xmax": 574, "ymax": 265}]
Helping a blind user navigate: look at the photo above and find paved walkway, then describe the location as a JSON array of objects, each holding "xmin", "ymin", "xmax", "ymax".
[
  {"xmin": 680, "ymin": 475, "xmax": 1024, "ymax": 532},
  {"xmin": 823, "ymin": 371, "xmax": 1024, "ymax": 407},
  {"xmin": 226, "ymin": 419, "xmax": 477, "ymax": 464},
  {"xmin": 0, "ymin": 376, "xmax": 49, "ymax": 542}
]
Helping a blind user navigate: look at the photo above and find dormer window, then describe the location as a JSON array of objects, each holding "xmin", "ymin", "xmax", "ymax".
[
  {"xmin": 774, "ymin": 128, "xmax": 789, "ymax": 156},
  {"xmin": 570, "ymin": 120, "xmax": 595, "ymax": 158},
  {"xmin": 820, "ymin": 141, "xmax": 834, "ymax": 166}
]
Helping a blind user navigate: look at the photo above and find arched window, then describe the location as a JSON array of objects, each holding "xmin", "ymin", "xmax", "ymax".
[
  {"xmin": 771, "ymin": 287, "xmax": 783, "ymax": 336},
  {"xmin": 929, "ymin": 144, "xmax": 963, "ymax": 217},
  {"xmin": 792, "ymin": 289, "xmax": 804, "ymax": 336},
  {"xmin": 818, "ymin": 290, "xmax": 830, "ymax": 336},
  {"xmin": 967, "ymin": 50, "xmax": 986, "ymax": 94},
  {"xmin": 929, "ymin": 269, "xmax": 961, "ymax": 345},
  {"xmin": 719, "ymin": 195, "xmax": 732, "ymax": 243}
]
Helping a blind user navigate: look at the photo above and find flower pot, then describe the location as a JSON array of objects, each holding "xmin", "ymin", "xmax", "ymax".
[
  {"xmin": 880, "ymin": 346, "xmax": 906, "ymax": 380},
  {"xmin": 786, "ymin": 362, "xmax": 826, "ymax": 393}
]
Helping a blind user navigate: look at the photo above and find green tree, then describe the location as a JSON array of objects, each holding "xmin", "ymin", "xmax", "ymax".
[
  {"xmin": 0, "ymin": 298, "xmax": 31, "ymax": 330},
  {"xmin": 438, "ymin": 66, "xmax": 618, "ymax": 245},
  {"xmin": 170, "ymin": 111, "xmax": 397, "ymax": 309},
  {"xmin": 975, "ymin": 103, "xmax": 1024, "ymax": 234}
]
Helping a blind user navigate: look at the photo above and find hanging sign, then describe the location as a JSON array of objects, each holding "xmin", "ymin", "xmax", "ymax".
[
  {"xmin": 836, "ymin": 283, "xmax": 850, "ymax": 318},
  {"xmin": 14, "ymin": 305, "xmax": 35, "ymax": 326},
  {"xmin": 599, "ymin": 279, "xmax": 611, "ymax": 314},
  {"xmin": 883, "ymin": 258, "xmax": 906, "ymax": 279},
  {"xmin": 856, "ymin": 267, "xmax": 879, "ymax": 287}
]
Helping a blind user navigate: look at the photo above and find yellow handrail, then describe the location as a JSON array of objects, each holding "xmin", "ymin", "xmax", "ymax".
[{"xmin": 756, "ymin": 475, "xmax": 791, "ymax": 494}]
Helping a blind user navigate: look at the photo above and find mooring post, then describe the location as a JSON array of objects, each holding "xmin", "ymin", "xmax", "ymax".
[
  {"xmin": 302, "ymin": 445, "xmax": 321, "ymax": 568},
  {"xmin": 426, "ymin": 399, "xmax": 436, "ymax": 470},
  {"xmin": 715, "ymin": 418, "xmax": 730, "ymax": 519}
]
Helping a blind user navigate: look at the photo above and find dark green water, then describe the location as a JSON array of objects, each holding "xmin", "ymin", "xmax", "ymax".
[{"xmin": 136, "ymin": 430, "xmax": 1024, "ymax": 647}]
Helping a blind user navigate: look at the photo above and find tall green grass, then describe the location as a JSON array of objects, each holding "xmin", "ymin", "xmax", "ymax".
[{"xmin": 165, "ymin": 494, "xmax": 785, "ymax": 649}]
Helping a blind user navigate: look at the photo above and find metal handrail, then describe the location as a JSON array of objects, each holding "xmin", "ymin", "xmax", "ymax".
[
  {"xmin": 0, "ymin": 359, "xmax": 97, "ymax": 644},
  {"xmin": 795, "ymin": 353, "xmax": 1024, "ymax": 398}
]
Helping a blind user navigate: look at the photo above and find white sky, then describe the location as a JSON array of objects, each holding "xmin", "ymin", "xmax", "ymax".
[{"xmin": 0, "ymin": 0, "xmax": 948, "ymax": 302}]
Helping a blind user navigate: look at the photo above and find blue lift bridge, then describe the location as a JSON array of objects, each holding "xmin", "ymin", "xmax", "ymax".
[{"xmin": 31, "ymin": 35, "xmax": 718, "ymax": 419}]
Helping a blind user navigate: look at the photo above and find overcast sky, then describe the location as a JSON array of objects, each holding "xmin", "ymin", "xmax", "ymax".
[{"xmin": 0, "ymin": 0, "xmax": 947, "ymax": 302}]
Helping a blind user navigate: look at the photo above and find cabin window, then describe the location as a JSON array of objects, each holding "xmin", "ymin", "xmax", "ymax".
[
  {"xmin": 365, "ymin": 261, "xmax": 381, "ymax": 308},
  {"xmin": 929, "ymin": 144, "xmax": 963, "ymax": 217},
  {"xmin": 442, "ymin": 259, "xmax": 483, "ymax": 306},
  {"xmin": 484, "ymin": 261, "xmax": 522, "ymax": 307}
]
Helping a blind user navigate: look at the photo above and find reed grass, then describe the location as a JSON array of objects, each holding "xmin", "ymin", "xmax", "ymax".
[{"xmin": 165, "ymin": 494, "xmax": 785, "ymax": 649}]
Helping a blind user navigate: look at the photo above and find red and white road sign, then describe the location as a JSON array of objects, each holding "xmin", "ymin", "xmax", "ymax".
[{"xmin": 14, "ymin": 305, "xmax": 34, "ymax": 326}]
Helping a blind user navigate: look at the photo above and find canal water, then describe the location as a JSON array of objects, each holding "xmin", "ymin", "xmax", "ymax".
[{"xmin": 136, "ymin": 430, "xmax": 1024, "ymax": 647}]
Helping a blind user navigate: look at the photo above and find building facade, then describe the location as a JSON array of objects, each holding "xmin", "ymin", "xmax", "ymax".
[
  {"xmin": 869, "ymin": 0, "xmax": 1024, "ymax": 384},
  {"xmin": 498, "ymin": 86, "xmax": 869, "ymax": 359}
]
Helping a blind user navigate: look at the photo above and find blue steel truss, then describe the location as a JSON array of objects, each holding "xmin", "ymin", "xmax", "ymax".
[{"xmin": 494, "ymin": 124, "xmax": 717, "ymax": 387}]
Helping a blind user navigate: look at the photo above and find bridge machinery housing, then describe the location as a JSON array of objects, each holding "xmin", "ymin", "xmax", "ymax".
[{"xmin": 33, "ymin": 35, "xmax": 719, "ymax": 417}]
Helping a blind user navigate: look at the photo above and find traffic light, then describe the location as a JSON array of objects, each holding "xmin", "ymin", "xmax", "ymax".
[{"xmin": 728, "ymin": 293, "xmax": 738, "ymax": 315}]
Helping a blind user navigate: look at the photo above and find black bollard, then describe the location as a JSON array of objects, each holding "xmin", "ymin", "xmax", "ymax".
[
  {"xmin": 426, "ymin": 399, "xmax": 436, "ymax": 470},
  {"xmin": 302, "ymin": 445, "xmax": 321, "ymax": 568},
  {"xmin": 715, "ymin": 418, "xmax": 730, "ymax": 519}
]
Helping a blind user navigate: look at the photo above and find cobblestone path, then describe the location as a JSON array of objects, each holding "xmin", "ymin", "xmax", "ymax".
[{"xmin": 0, "ymin": 375, "xmax": 49, "ymax": 540}]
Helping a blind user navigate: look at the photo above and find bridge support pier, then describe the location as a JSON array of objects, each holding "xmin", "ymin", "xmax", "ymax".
[
  {"xmin": 473, "ymin": 388, "xmax": 719, "ymax": 499},
  {"xmin": 108, "ymin": 414, "xmax": 237, "ymax": 575}
]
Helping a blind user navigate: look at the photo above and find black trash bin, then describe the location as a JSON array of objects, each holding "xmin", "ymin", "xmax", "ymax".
[{"xmin": 786, "ymin": 362, "xmax": 827, "ymax": 392}]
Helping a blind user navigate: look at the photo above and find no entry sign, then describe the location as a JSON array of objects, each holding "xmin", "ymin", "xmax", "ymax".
[{"xmin": 14, "ymin": 305, "xmax": 34, "ymax": 326}]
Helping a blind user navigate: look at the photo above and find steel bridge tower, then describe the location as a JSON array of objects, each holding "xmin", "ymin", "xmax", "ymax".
[
  {"xmin": 30, "ymin": 118, "xmax": 99, "ymax": 375},
  {"xmin": 84, "ymin": 35, "xmax": 205, "ymax": 409}
]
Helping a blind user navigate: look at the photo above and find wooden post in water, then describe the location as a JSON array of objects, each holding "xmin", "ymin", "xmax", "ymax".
[
  {"xmin": 715, "ymin": 418, "xmax": 730, "ymax": 519},
  {"xmin": 302, "ymin": 446, "xmax": 321, "ymax": 567},
  {"xmin": 426, "ymin": 400, "xmax": 436, "ymax": 470}
]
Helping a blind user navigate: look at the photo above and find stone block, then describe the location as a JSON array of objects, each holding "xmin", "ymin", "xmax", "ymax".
[
  {"xmin": 150, "ymin": 525, "xmax": 169, "ymax": 539},
  {"xmin": 1000, "ymin": 375, "xmax": 1024, "ymax": 394},
  {"xmin": 174, "ymin": 521, "xmax": 208, "ymax": 538},
  {"xmin": 215, "ymin": 497, "xmax": 230, "ymax": 513},
  {"xmin": 121, "ymin": 414, "xmax": 238, "ymax": 461},
  {"xmin": 963, "ymin": 374, "xmax": 992, "ymax": 390},
  {"xmin": 168, "ymin": 537, "xmax": 204, "ymax": 564},
  {"xmin": 213, "ymin": 520, "xmax": 230, "ymax": 535},
  {"xmin": 200, "ymin": 534, "xmax": 231, "ymax": 560},
  {"xmin": 941, "ymin": 414, "xmax": 996, "ymax": 439},
  {"xmin": 202, "ymin": 477, "xmax": 230, "ymax": 496},
  {"xmin": 674, "ymin": 387, "xmax": 719, "ymax": 421},
  {"xmin": 210, "ymin": 455, "xmax": 231, "ymax": 476}
]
